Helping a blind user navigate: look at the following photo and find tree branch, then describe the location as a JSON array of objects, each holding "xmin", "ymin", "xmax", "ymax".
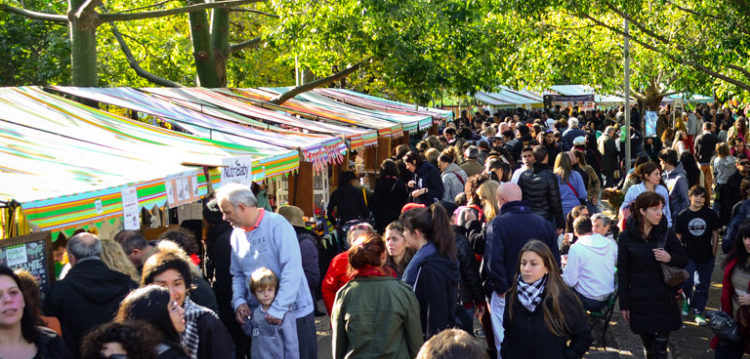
[
  {"xmin": 114, "ymin": 0, "xmax": 177, "ymax": 13},
  {"xmin": 228, "ymin": 36, "xmax": 262, "ymax": 54},
  {"xmin": 0, "ymin": 3, "xmax": 67, "ymax": 23},
  {"xmin": 727, "ymin": 64, "xmax": 750, "ymax": 81},
  {"xmin": 229, "ymin": 8, "xmax": 279, "ymax": 18},
  {"xmin": 269, "ymin": 61, "xmax": 367, "ymax": 105},
  {"xmin": 578, "ymin": 12, "xmax": 750, "ymax": 93},
  {"xmin": 98, "ymin": 0, "xmax": 265, "ymax": 23},
  {"xmin": 110, "ymin": 23, "xmax": 184, "ymax": 87},
  {"xmin": 664, "ymin": 0, "xmax": 721, "ymax": 20}
]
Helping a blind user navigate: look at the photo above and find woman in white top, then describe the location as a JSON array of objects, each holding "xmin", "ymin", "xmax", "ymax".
[
  {"xmin": 672, "ymin": 130, "xmax": 689, "ymax": 155},
  {"xmin": 620, "ymin": 161, "xmax": 672, "ymax": 228}
]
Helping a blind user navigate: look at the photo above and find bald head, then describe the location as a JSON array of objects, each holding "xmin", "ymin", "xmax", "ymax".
[{"xmin": 497, "ymin": 183, "xmax": 522, "ymax": 209}]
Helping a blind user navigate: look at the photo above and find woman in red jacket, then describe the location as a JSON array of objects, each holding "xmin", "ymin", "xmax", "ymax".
[
  {"xmin": 713, "ymin": 222, "xmax": 750, "ymax": 358},
  {"xmin": 321, "ymin": 223, "xmax": 375, "ymax": 315}
]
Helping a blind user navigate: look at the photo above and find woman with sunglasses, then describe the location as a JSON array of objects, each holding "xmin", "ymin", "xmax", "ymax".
[
  {"xmin": 0, "ymin": 265, "xmax": 72, "ymax": 359},
  {"xmin": 115, "ymin": 285, "xmax": 188, "ymax": 359}
]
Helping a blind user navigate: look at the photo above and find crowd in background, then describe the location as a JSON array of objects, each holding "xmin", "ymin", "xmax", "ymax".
[{"xmin": 5, "ymin": 101, "xmax": 750, "ymax": 359}]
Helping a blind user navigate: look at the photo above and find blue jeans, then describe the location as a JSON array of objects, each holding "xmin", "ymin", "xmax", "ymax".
[
  {"xmin": 296, "ymin": 312, "xmax": 317, "ymax": 359},
  {"xmin": 682, "ymin": 257, "xmax": 715, "ymax": 314}
]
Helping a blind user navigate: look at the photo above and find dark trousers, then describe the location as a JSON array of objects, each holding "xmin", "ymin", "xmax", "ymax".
[
  {"xmin": 296, "ymin": 312, "xmax": 318, "ymax": 359},
  {"xmin": 714, "ymin": 339, "xmax": 745, "ymax": 359},
  {"xmin": 682, "ymin": 257, "xmax": 715, "ymax": 314},
  {"xmin": 640, "ymin": 332, "xmax": 670, "ymax": 359},
  {"xmin": 575, "ymin": 291, "xmax": 607, "ymax": 312}
]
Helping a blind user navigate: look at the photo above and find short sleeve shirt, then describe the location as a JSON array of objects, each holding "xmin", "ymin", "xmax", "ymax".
[{"xmin": 675, "ymin": 207, "xmax": 719, "ymax": 262}]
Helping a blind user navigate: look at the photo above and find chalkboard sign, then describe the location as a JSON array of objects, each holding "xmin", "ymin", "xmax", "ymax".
[{"xmin": 0, "ymin": 232, "xmax": 54, "ymax": 295}]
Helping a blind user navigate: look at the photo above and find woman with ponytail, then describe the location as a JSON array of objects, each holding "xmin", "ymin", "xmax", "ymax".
[
  {"xmin": 501, "ymin": 240, "xmax": 592, "ymax": 359},
  {"xmin": 399, "ymin": 204, "xmax": 460, "ymax": 339},
  {"xmin": 331, "ymin": 232, "xmax": 423, "ymax": 359}
]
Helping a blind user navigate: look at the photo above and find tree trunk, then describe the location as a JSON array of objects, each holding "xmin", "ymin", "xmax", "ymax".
[
  {"xmin": 210, "ymin": 4, "xmax": 230, "ymax": 87},
  {"xmin": 187, "ymin": 0, "xmax": 220, "ymax": 87},
  {"xmin": 69, "ymin": 0, "xmax": 97, "ymax": 86}
]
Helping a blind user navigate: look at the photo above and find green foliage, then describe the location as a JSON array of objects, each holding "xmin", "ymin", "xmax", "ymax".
[{"xmin": 0, "ymin": 0, "xmax": 70, "ymax": 85}]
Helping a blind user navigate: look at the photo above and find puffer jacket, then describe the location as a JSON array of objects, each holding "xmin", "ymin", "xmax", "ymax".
[
  {"xmin": 518, "ymin": 163, "xmax": 565, "ymax": 228},
  {"xmin": 617, "ymin": 216, "xmax": 688, "ymax": 334},
  {"xmin": 441, "ymin": 163, "xmax": 468, "ymax": 202}
]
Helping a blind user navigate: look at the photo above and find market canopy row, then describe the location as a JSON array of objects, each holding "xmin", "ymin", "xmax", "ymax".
[{"xmin": 0, "ymin": 86, "xmax": 439, "ymax": 235}]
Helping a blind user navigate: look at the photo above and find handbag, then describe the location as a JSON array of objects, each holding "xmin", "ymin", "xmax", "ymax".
[
  {"xmin": 706, "ymin": 310, "xmax": 742, "ymax": 342},
  {"xmin": 658, "ymin": 233, "xmax": 690, "ymax": 287}
]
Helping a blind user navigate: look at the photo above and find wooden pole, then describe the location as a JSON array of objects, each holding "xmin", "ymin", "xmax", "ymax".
[{"xmin": 288, "ymin": 161, "xmax": 314, "ymax": 216}]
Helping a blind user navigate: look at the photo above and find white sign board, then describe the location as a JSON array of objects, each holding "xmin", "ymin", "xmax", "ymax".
[
  {"xmin": 121, "ymin": 186, "xmax": 140, "ymax": 230},
  {"xmin": 164, "ymin": 172, "xmax": 202, "ymax": 209},
  {"xmin": 220, "ymin": 156, "xmax": 253, "ymax": 186}
]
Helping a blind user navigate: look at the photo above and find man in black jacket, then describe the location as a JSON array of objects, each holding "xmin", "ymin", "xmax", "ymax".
[
  {"xmin": 326, "ymin": 171, "xmax": 371, "ymax": 225},
  {"xmin": 694, "ymin": 122, "xmax": 718, "ymax": 199},
  {"xmin": 44, "ymin": 232, "xmax": 138, "ymax": 357},
  {"xmin": 517, "ymin": 146, "xmax": 565, "ymax": 231}
]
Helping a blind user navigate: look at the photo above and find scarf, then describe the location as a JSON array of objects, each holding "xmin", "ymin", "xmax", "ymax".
[
  {"xmin": 402, "ymin": 242, "xmax": 438, "ymax": 287},
  {"xmin": 517, "ymin": 274, "xmax": 547, "ymax": 312},
  {"xmin": 182, "ymin": 297, "xmax": 218, "ymax": 359}
]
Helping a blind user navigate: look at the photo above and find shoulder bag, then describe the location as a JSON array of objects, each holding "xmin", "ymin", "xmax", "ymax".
[{"xmin": 658, "ymin": 233, "xmax": 690, "ymax": 287}]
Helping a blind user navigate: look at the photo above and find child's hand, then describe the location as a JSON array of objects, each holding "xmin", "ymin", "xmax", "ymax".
[
  {"xmin": 235, "ymin": 304, "xmax": 251, "ymax": 325},
  {"xmin": 265, "ymin": 313, "xmax": 282, "ymax": 325}
]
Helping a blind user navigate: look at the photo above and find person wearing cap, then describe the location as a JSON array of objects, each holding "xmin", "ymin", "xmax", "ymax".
[
  {"xmin": 460, "ymin": 146, "xmax": 484, "ymax": 177},
  {"xmin": 561, "ymin": 117, "xmax": 587, "ymax": 151},
  {"xmin": 277, "ymin": 205, "xmax": 321, "ymax": 316}
]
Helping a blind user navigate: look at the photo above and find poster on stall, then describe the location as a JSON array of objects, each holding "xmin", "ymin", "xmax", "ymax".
[
  {"xmin": 220, "ymin": 156, "xmax": 253, "ymax": 187},
  {"xmin": 164, "ymin": 172, "xmax": 201, "ymax": 208},
  {"xmin": 120, "ymin": 186, "xmax": 140, "ymax": 230},
  {"xmin": 645, "ymin": 111, "xmax": 658, "ymax": 137}
]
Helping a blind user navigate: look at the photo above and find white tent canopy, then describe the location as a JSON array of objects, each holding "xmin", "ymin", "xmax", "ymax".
[{"xmin": 475, "ymin": 86, "xmax": 543, "ymax": 108}]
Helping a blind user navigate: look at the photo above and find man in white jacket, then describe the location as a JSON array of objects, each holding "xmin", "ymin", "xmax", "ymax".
[{"xmin": 563, "ymin": 216, "xmax": 617, "ymax": 312}]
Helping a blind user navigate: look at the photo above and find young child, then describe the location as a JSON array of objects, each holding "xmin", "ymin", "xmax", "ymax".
[{"xmin": 244, "ymin": 267, "xmax": 299, "ymax": 359}]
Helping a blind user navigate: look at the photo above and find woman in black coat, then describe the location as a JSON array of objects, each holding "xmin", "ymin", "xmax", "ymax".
[
  {"xmin": 618, "ymin": 191, "xmax": 688, "ymax": 359},
  {"xmin": 501, "ymin": 240, "xmax": 592, "ymax": 359},
  {"xmin": 403, "ymin": 150, "xmax": 444, "ymax": 205},
  {"xmin": 371, "ymin": 159, "xmax": 409, "ymax": 233}
]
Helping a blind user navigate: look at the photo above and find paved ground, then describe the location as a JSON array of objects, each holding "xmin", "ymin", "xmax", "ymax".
[{"xmin": 313, "ymin": 251, "xmax": 748, "ymax": 359}]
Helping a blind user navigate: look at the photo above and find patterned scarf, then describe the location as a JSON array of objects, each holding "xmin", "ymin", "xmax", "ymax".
[
  {"xmin": 182, "ymin": 297, "xmax": 218, "ymax": 359},
  {"xmin": 517, "ymin": 274, "xmax": 547, "ymax": 312}
]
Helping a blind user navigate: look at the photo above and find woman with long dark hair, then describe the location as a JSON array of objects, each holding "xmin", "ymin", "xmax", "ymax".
[
  {"xmin": 141, "ymin": 246, "xmax": 233, "ymax": 359},
  {"xmin": 620, "ymin": 162, "xmax": 673, "ymax": 228},
  {"xmin": 372, "ymin": 159, "xmax": 409, "ymax": 233},
  {"xmin": 115, "ymin": 285, "xmax": 188, "ymax": 359},
  {"xmin": 618, "ymin": 192, "xmax": 688, "ymax": 358},
  {"xmin": 501, "ymin": 240, "xmax": 592, "ymax": 358},
  {"xmin": 711, "ymin": 222, "xmax": 750, "ymax": 357},
  {"xmin": 384, "ymin": 221, "xmax": 416, "ymax": 278},
  {"xmin": 0, "ymin": 266, "xmax": 71, "ymax": 359},
  {"xmin": 403, "ymin": 150, "xmax": 445, "ymax": 205},
  {"xmin": 399, "ymin": 204, "xmax": 460, "ymax": 338},
  {"xmin": 331, "ymin": 232, "xmax": 423, "ymax": 358}
]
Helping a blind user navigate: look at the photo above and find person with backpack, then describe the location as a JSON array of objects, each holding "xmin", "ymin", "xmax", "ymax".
[{"xmin": 371, "ymin": 159, "xmax": 409, "ymax": 233}]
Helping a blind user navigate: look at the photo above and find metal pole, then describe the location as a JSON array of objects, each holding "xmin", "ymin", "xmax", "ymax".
[{"xmin": 624, "ymin": 18, "xmax": 632, "ymax": 169}]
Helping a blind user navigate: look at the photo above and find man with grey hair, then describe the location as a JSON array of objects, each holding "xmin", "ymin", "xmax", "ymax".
[
  {"xmin": 43, "ymin": 232, "xmax": 138, "ymax": 357},
  {"xmin": 113, "ymin": 229, "xmax": 157, "ymax": 273},
  {"xmin": 561, "ymin": 117, "xmax": 586, "ymax": 151},
  {"xmin": 214, "ymin": 183, "xmax": 317, "ymax": 359}
]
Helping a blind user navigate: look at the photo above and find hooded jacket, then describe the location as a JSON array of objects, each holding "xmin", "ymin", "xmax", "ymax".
[
  {"xmin": 44, "ymin": 258, "xmax": 138, "ymax": 357},
  {"xmin": 562, "ymin": 233, "xmax": 617, "ymax": 301},
  {"xmin": 412, "ymin": 161, "xmax": 445, "ymax": 205},
  {"xmin": 441, "ymin": 163, "xmax": 468, "ymax": 202},
  {"xmin": 402, "ymin": 242, "xmax": 460, "ymax": 339},
  {"xmin": 663, "ymin": 162, "xmax": 690, "ymax": 225},
  {"xmin": 617, "ymin": 216, "xmax": 688, "ymax": 334}
]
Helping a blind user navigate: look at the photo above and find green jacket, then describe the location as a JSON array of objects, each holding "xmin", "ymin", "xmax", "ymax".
[{"xmin": 332, "ymin": 275, "xmax": 424, "ymax": 359}]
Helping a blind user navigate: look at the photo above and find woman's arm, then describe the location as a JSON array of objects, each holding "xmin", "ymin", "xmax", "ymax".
[{"xmin": 563, "ymin": 297, "xmax": 594, "ymax": 359}]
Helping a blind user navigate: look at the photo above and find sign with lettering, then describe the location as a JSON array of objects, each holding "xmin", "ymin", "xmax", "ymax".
[
  {"xmin": 220, "ymin": 156, "xmax": 253, "ymax": 186},
  {"xmin": 164, "ymin": 172, "xmax": 201, "ymax": 209},
  {"xmin": 0, "ymin": 232, "xmax": 53, "ymax": 295},
  {"xmin": 121, "ymin": 186, "xmax": 140, "ymax": 230}
]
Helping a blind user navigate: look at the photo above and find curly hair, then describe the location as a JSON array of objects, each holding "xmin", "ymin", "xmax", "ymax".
[{"xmin": 80, "ymin": 320, "xmax": 160, "ymax": 359}]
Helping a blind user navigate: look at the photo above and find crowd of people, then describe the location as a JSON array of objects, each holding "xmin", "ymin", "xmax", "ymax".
[{"xmin": 4, "ymin": 102, "xmax": 750, "ymax": 359}]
